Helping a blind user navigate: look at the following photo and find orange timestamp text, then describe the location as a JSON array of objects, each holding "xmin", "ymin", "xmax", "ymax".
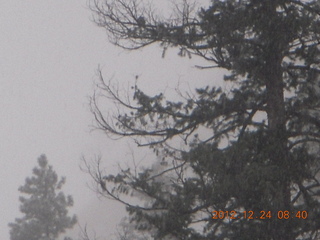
[{"xmin": 212, "ymin": 210, "xmax": 308, "ymax": 220}]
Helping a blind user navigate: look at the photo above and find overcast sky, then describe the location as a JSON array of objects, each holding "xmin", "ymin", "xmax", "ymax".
[{"xmin": 0, "ymin": 0, "xmax": 220, "ymax": 239}]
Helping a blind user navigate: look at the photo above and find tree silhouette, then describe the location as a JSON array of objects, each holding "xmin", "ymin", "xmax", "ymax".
[
  {"xmin": 88, "ymin": 0, "xmax": 320, "ymax": 239},
  {"xmin": 9, "ymin": 155, "xmax": 77, "ymax": 240}
]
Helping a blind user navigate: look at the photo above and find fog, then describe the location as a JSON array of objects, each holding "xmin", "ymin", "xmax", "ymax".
[{"xmin": 0, "ymin": 1, "xmax": 220, "ymax": 239}]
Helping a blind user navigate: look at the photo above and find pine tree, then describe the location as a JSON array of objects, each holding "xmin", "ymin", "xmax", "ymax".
[
  {"xmin": 9, "ymin": 155, "xmax": 77, "ymax": 240},
  {"xmin": 88, "ymin": 0, "xmax": 320, "ymax": 239}
]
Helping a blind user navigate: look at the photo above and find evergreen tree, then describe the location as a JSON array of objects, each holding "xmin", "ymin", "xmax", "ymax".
[
  {"xmin": 88, "ymin": 0, "xmax": 320, "ymax": 239},
  {"xmin": 9, "ymin": 155, "xmax": 77, "ymax": 240}
]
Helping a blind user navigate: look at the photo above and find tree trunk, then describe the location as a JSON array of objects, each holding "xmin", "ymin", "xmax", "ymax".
[
  {"xmin": 265, "ymin": 55, "xmax": 292, "ymax": 240},
  {"xmin": 263, "ymin": 3, "xmax": 292, "ymax": 239}
]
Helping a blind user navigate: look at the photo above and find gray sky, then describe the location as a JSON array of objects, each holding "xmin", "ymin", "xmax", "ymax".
[{"xmin": 0, "ymin": 0, "xmax": 220, "ymax": 239}]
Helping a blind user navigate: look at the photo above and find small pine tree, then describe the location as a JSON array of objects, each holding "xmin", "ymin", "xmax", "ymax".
[{"xmin": 9, "ymin": 154, "xmax": 77, "ymax": 240}]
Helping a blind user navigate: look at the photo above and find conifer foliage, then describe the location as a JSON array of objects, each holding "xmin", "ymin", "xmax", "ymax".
[
  {"xmin": 9, "ymin": 155, "xmax": 77, "ymax": 240},
  {"xmin": 89, "ymin": 0, "xmax": 320, "ymax": 239}
]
